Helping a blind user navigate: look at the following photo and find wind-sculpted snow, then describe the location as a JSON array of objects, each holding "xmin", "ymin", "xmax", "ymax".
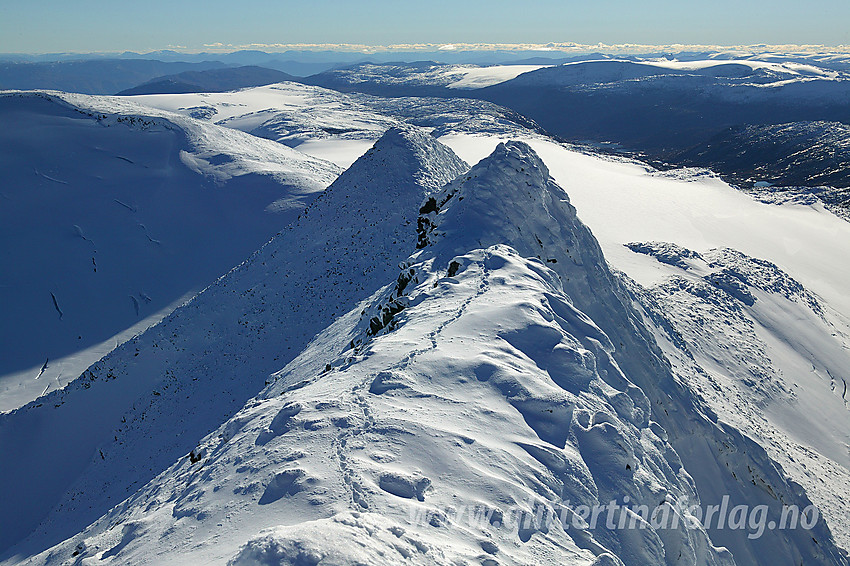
[
  {"xmin": 0, "ymin": 126, "xmax": 466, "ymax": 559},
  {"xmin": 14, "ymin": 245, "xmax": 733, "ymax": 566},
  {"xmin": 416, "ymin": 142, "xmax": 847, "ymax": 564},
  {"xmin": 4, "ymin": 140, "xmax": 847, "ymax": 565},
  {"xmin": 0, "ymin": 90, "xmax": 340, "ymax": 411}
]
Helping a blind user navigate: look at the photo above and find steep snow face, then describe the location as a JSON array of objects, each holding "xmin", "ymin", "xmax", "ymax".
[
  {"xmin": 0, "ymin": 91, "xmax": 339, "ymax": 412},
  {"xmin": 0, "ymin": 127, "xmax": 467, "ymax": 559},
  {"xmin": 627, "ymin": 242, "xmax": 850, "ymax": 552},
  {"xmin": 418, "ymin": 142, "xmax": 848, "ymax": 565},
  {"xmin": 436, "ymin": 134, "xmax": 850, "ymax": 561}
]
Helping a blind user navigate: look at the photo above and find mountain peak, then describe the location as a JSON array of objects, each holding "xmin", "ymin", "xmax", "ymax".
[
  {"xmin": 487, "ymin": 139, "xmax": 551, "ymax": 180},
  {"xmin": 0, "ymin": 125, "xmax": 468, "ymax": 558},
  {"xmin": 345, "ymin": 125, "xmax": 468, "ymax": 195},
  {"xmin": 416, "ymin": 139, "xmax": 577, "ymax": 265}
]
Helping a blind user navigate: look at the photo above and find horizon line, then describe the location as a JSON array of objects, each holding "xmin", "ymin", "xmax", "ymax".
[{"xmin": 5, "ymin": 42, "xmax": 850, "ymax": 57}]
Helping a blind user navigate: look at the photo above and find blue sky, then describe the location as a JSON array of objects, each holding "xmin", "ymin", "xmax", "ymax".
[{"xmin": 2, "ymin": 0, "xmax": 849, "ymax": 53}]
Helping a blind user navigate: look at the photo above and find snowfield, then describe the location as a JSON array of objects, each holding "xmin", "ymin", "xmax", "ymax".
[
  {"xmin": 443, "ymin": 64, "xmax": 552, "ymax": 89},
  {"xmin": 570, "ymin": 58, "xmax": 840, "ymax": 80},
  {"xmin": 124, "ymin": 82, "xmax": 544, "ymax": 166},
  {"xmin": 1, "ymin": 75, "xmax": 849, "ymax": 566},
  {"xmin": 0, "ymin": 90, "xmax": 340, "ymax": 412}
]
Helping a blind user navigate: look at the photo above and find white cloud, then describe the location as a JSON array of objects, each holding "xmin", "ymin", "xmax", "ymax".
[{"xmin": 173, "ymin": 42, "xmax": 850, "ymax": 55}]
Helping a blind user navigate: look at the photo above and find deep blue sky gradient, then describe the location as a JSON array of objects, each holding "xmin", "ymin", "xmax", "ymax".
[{"xmin": 2, "ymin": 0, "xmax": 849, "ymax": 53}]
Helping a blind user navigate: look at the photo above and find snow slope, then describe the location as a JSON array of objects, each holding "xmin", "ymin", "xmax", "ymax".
[
  {"xmin": 439, "ymin": 134, "xmax": 850, "ymax": 557},
  {"xmin": 0, "ymin": 126, "xmax": 467, "ymax": 560},
  {"xmin": 124, "ymin": 82, "xmax": 543, "ymax": 168},
  {"xmin": 3, "ymin": 140, "xmax": 847, "ymax": 566},
  {"xmin": 0, "ymin": 90, "xmax": 340, "ymax": 412},
  {"xmin": 30, "ymin": 245, "xmax": 730, "ymax": 566},
  {"xmin": 626, "ymin": 243, "xmax": 850, "ymax": 553}
]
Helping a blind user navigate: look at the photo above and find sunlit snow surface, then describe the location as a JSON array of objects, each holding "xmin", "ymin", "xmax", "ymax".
[
  {"xmin": 440, "ymin": 133, "xmax": 850, "ymax": 554},
  {"xmin": 443, "ymin": 65, "xmax": 552, "ymax": 88},
  {"xmin": 1, "ymin": 81, "xmax": 850, "ymax": 564},
  {"xmin": 438, "ymin": 134, "xmax": 850, "ymax": 320}
]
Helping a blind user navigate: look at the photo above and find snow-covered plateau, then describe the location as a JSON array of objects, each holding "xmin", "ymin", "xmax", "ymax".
[{"xmin": 1, "ymin": 73, "xmax": 849, "ymax": 566}]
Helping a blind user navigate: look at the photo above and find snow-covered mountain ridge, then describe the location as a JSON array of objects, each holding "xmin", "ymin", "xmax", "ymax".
[
  {"xmin": 2, "ymin": 135, "xmax": 848, "ymax": 565},
  {"xmin": 414, "ymin": 141, "xmax": 850, "ymax": 564},
  {"xmin": 0, "ymin": 126, "xmax": 467, "ymax": 560},
  {"xmin": 0, "ymin": 83, "xmax": 537, "ymax": 413}
]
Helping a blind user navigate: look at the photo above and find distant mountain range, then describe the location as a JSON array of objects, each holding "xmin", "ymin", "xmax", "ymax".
[
  {"xmin": 116, "ymin": 66, "xmax": 297, "ymax": 95},
  {"xmin": 303, "ymin": 58, "xmax": 850, "ymax": 205},
  {"xmin": 0, "ymin": 59, "xmax": 227, "ymax": 94}
]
